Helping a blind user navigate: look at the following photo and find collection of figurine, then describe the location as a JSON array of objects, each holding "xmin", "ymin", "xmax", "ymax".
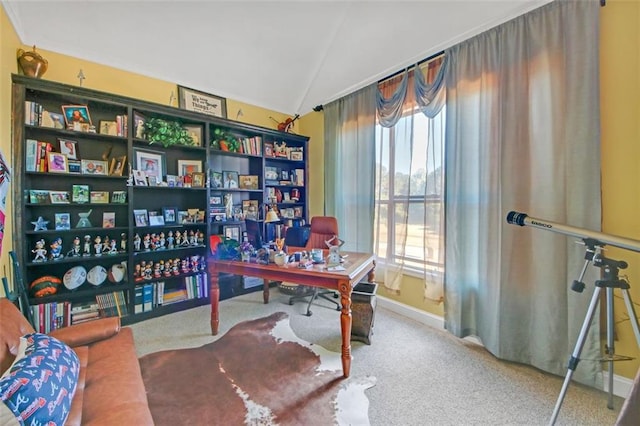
[
  {"xmin": 133, "ymin": 229, "xmax": 205, "ymax": 252},
  {"xmin": 32, "ymin": 233, "xmax": 128, "ymax": 262},
  {"xmin": 133, "ymin": 254, "xmax": 206, "ymax": 282}
]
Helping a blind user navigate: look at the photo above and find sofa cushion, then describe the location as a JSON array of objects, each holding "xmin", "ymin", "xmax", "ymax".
[{"xmin": 0, "ymin": 333, "xmax": 79, "ymax": 425}]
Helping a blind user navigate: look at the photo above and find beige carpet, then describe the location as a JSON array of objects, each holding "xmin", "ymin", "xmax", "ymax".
[{"xmin": 131, "ymin": 288, "xmax": 623, "ymax": 425}]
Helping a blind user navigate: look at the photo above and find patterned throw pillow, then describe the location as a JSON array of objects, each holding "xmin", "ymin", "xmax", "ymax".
[{"xmin": 0, "ymin": 333, "xmax": 79, "ymax": 425}]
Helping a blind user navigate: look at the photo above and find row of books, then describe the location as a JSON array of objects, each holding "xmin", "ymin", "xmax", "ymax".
[
  {"xmin": 238, "ymin": 136, "xmax": 262, "ymax": 156},
  {"xmin": 133, "ymin": 272, "xmax": 208, "ymax": 313},
  {"xmin": 25, "ymin": 139, "xmax": 52, "ymax": 172},
  {"xmin": 24, "ymin": 101, "xmax": 64, "ymax": 128},
  {"xmin": 28, "ymin": 290, "xmax": 128, "ymax": 333}
]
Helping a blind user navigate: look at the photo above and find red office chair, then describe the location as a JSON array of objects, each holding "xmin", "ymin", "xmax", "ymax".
[{"xmin": 287, "ymin": 216, "xmax": 341, "ymax": 316}]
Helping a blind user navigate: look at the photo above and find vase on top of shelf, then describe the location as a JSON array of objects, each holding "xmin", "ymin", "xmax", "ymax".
[{"xmin": 17, "ymin": 46, "xmax": 48, "ymax": 78}]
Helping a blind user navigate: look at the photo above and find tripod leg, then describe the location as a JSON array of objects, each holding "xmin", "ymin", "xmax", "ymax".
[
  {"xmin": 621, "ymin": 288, "xmax": 640, "ymax": 346},
  {"xmin": 606, "ymin": 287, "xmax": 615, "ymax": 409},
  {"xmin": 549, "ymin": 286, "xmax": 602, "ymax": 425}
]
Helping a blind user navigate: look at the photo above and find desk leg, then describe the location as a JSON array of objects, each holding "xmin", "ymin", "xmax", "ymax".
[
  {"xmin": 338, "ymin": 279, "xmax": 352, "ymax": 378},
  {"xmin": 209, "ymin": 268, "xmax": 220, "ymax": 335},
  {"xmin": 263, "ymin": 279, "xmax": 270, "ymax": 304}
]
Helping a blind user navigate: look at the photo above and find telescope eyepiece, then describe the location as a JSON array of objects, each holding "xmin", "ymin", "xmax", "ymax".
[{"xmin": 506, "ymin": 211, "xmax": 528, "ymax": 226}]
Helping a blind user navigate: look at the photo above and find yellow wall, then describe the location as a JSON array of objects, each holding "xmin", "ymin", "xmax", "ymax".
[{"xmin": 600, "ymin": 0, "xmax": 640, "ymax": 380}]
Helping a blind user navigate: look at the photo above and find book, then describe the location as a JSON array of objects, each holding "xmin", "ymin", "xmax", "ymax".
[
  {"xmin": 143, "ymin": 284, "xmax": 153, "ymax": 312},
  {"xmin": 134, "ymin": 286, "xmax": 144, "ymax": 314}
]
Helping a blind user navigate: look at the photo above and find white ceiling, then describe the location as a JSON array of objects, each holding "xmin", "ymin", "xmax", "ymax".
[{"xmin": 3, "ymin": 0, "xmax": 552, "ymax": 115}]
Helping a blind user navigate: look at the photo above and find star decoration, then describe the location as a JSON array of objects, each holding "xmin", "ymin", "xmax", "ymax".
[{"xmin": 31, "ymin": 216, "xmax": 49, "ymax": 231}]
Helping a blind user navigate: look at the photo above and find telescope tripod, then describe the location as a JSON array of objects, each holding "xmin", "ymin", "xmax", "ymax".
[{"xmin": 550, "ymin": 239, "xmax": 640, "ymax": 425}]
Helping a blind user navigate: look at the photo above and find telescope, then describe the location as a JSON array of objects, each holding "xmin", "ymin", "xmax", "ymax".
[{"xmin": 506, "ymin": 210, "xmax": 640, "ymax": 253}]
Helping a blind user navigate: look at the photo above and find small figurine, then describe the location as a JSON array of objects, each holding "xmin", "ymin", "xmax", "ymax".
[
  {"xmin": 175, "ymin": 231, "xmax": 182, "ymax": 247},
  {"xmin": 167, "ymin": 231, "xmax": 175, "ymax": 249},
  {"xmin": 49, "ymin": 237, "xmax": 64, "ymax": 260},
  {"xmin": 83, "ymin": 235, "xmax": 92, "ymax": 256},
  {"xmin": 67, "ymin": 236, "xmax": 81, "ymax": 257},
  {"xmin": 32, "ymin": 239, "xmax": 47, "ymax": 262},
  {"xmin": 172, "ymin": 258, "xmax": 180, "ymax": 275},
  {"xmin": 133, "ymin": 233, "xmax": 141, "ymax": 252},
  {"xmin": 108, "ymin": 238, "xmax": 118, "ymax": 254},
  {"xmin": 31, "ymin": 216, "xmax": 49, "ymax": 231},
  {"xmin": 189, "ymin": 230, "xmax": 197, "ymax": 246},
  {"xmin": 158, "ymin": 232, "xmax": 166, "ymax": 249},
  {"xmin": 94, "ymin": 235, "xmax": 103, "ymax": 256},
  {"xmin": 143, "ymin": 234, "xmax": 151, "ymax": 251},
  {"xmin": 120, "ymin": 233, "xmax": 127, "ymax": 252}
]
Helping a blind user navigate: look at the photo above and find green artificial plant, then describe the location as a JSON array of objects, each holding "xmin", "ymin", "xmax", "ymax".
[{"xmin": 144, "ymin": 118, "xmax": 195, "ymax": 147}]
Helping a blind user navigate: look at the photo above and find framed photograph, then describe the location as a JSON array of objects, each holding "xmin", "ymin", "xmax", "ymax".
[
  {"xmin": 242, "ymin": 200, "xmax": 259, "ymax": 220},
  {"xmin": 223, "ymin": 170, "xmax": 239, "ymax": 189},
  {"xmin": 210, "ymin": 194, "xmax": 223, "ymax": 206},
  {"xmin": 81, "ymin": 159, "xmax": 108, "ymax": 175},
  {"xmin": 58, "ymin": 138, "xmax": 78, "ymax": 160},
  {"xmin": 177, "ymin": 85, "xmax": 227, "ymax": 118},
  {"xmin": 133, "ymin": 170, "xmax": 148, "ymax": 186},
  {"xmin": 134, "ymin": 148, "xmax": 166, "ymax": 181},
  {"xmin": 223, "ymin": 225, "xmax": 241, "ymax": 242},
  {"xmin": 294, "ymin": 206, "xmax": 303, "ymax": 217},
  {"xmin": 72, "ymin": 185, "xmax": 90, "ymax": 203},
  {"xmin": 290, "ymin": 151, "xmax": 303, "ymax": 161},
  {"xmin": 177, "ymin": 210, "xmax": 189, "ymax": 224},
  {"xmin": 49, "ymin": 191, "xmax": 70, "ymax": 204},
  {"xmin": 29, "ymin": 190, "xmax": 49, "ymax": 204},
  {"xmin": 54, "ymin": 213, "xmax": 71, "ymax": 230},
  {"xmin": 264, "ymin": 143, "xmax": 274, "ymax": 158},
  {"xmin": 162, "ymin": 207, "xmax": 178, "ymax": 224},
  {"xmin": 166, "ymin": 175, "xmax": 177, "ymax": 187},
  {"xmin": 133, "ymin": 112, "xmax": 146, "ymax": 139},
  {"xmin": 133, "ymin": 209, "xmax": 149, "ymax": 227},
  {"xmin": 239, "ymin": 175, "xmax": 259, "ymax": 190},
  {"xmin": 61, "ymin": 105, "xmax": 92, "ymax": 126},
  {"xmin": 177, "ymin": 159, "xmax": 202, "ymax": 176},
  {"xmin": 99, "ymin": 120, "xmax": 118, "ymax": 136},
  {"xmin": 210, "ymin": 171, "xmax": 222, "ymax": 188},
  {"xmin": 68, "ymin": 160, "xmax": 81, "ymax": 174},
  {"xmin": 183, "ymin": 124, "xmax": 203, "ymax": 147},
  {"xmin": 192, "ymin": 172, "xmax": 205, "ymax": 188},
  {"xmin": 148, "ymin": 211, "xmax": 165, "ymax": 226},
  {"xmin": 102, "ymin": 212, "xmax": 115, "ymax": 228},
  {"xmin": 109, "ymin": 155, "xmax": 127, "ymax": 176},
  {"xmin": 211, "ymin": 211, "xmax": 226, "ymax": 222},
  {"xmin": 147, "ymin": 176, "xmax": 158, "ymax": 186},
  {"xmin": 90, "ymin": 191, "xmax": 109, "ymax": 204},
  {"xmin": 281, "ymin": 170, "xmax": 290, "ymax": 181},
  {"xmin": 265, "ymin": 166, "xmax": 278, "ymax": 181},
  {"xmin": 111, "ymin": 190, "xmax": 127, "ymax": 203},
  {"xmin": 47, "ymin": 152, "xmax": 68, "ymax": 173},
  {"xmin": 48, "ymin": 112, "xmax": 65, "ymax": 129}
]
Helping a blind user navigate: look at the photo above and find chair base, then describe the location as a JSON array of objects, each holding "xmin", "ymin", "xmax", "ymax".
[{"xmin": 289, "ymin": 287, "xmax": 341, "ymax": 316}]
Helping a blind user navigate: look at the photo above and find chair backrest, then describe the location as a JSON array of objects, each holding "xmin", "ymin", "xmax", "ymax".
[{"xmin": 304, "ymin": 216, "xmax": 339, "ymax": 249}]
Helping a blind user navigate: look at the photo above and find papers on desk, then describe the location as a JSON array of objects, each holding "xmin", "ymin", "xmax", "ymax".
[{"xmin": 326, "ymin": 265, "xmax": 346, "ymax": 272}]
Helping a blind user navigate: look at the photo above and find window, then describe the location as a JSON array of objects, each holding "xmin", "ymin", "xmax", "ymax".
[{"xmin": 374, "ymin": 105, "xmax": 445, "ymax": 276}]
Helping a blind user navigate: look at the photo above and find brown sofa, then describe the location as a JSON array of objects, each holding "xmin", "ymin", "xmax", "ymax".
[{"xmin": 0, "ymin": 298, "xmax": 153, "ymax": 425}]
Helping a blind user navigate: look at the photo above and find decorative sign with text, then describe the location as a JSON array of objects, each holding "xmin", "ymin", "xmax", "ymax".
[{"xmin": 178, "ymin": 85, "xmax": 227, "ymax": 119}]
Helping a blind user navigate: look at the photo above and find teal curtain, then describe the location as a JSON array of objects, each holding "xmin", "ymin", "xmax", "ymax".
[{"xmin": 324, "ymin": 85, "xmax": 377, "ymax": 252}]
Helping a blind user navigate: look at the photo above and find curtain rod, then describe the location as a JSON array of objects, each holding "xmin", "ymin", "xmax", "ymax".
[{"xmin": 377, "ymin": 50, "xmax": 444, "ymax": 85}]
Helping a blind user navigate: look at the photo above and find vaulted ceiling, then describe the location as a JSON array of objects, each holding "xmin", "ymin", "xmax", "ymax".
[{"xmin": 3, "ymin": 0, "xmax": 552, "ymax": 115}]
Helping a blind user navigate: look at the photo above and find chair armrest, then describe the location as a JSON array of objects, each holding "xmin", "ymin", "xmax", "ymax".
[{"xmin": 48, "ymin": 317, "xmax": 121, "ymax": 347}]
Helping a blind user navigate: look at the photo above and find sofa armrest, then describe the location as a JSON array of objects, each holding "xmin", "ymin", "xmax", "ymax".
[{"xmin": 48, "ymin": 317, "xmax": 121, "ymax": 347}]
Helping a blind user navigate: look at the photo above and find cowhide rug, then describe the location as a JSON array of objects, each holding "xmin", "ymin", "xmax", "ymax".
[{"xmin": 139, "ymin": 312, "xmax": 376, "ymax": 426}]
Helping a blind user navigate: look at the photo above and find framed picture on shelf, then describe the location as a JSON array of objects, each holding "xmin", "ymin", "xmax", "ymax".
[
  {"xmin": 48, "ymin": 112, "xmax": 65, "ymax": 129},
  {"xmin": 177, "ymin": 211, "xmax": 189, "ymax": 224},
  {"xmin": 177, "ymin": 85, "xmax": 227, "ymax": 119},
  {"xmin": 61, "ymin": 105, "xmax": 92, "ymax": 126},
  {"xmin": 68, "ymin": 160, "xmax": 81, "ymax": 174},
  {"xmin": 192, "ymin": 172, "xmax": 205, "ymax": 188},
  {"xmin": 166, "ymin": 175, "xmax": 178, "ymax": 187},
  {"xmin": 183, "ymin": 124, "xmax": 203, "ymax": 146},
  {"xmin": 290, "ymin": 150, "xmax": 303, "ymax": 161},
  {"xmin": 133, "ymin": 209, "xmax": 149, "ymax": 227},
  {"xmin": 54, "ymin": 213, "xmax": 71, "ymax": 230},
  {"xmin": 29, "ymin": 190, "xmax": 49, "ymax": 204},
  {"xmin": 102, "ymin": 212, "xmax": 115, "ymax": 228},
  {"xmin": 265, "ymin": 166, "xmax": 278, "ymax": 181},
  {"xmin": 211, "ymin": 211, "xmax": 226, "ymax": 222},
  {"xmin": 47, "ymin": 152, "xmax": 68, "ymax": 173},
  {"xmin": 90, "ymin": 191, "xmax": 109, "ymax": 204},
  {"xmin": 222, "ymin": 170, "xmax": 239, "ymax": 189},
  {"xmin": 162, "ymin": 207, "xmax": 177, "ymax": 224},
  {"xmin": 81, "ymin": 159, "xmax": 108, "ymax": 175},
  {"xmin": 264, "ymin": 143, "xmax": 274, "ymax": 157},
  {"xmin": 49, "ymin": 191, "xmax": 70, "ymax": 204},
  {"xmin": 72, "ymin": 185, "xmax": 89, "ymax": 203},
  {"xmin": 109, "ymin": 155, "xmax": 127, "ymax": 176},
  {"xmin": 210, "ymin": 194, "xmax": 223, "ymax": 206},
  {"xmin": 242, "ymin": 200, "xmax": 259, "ymax": 220},
  {"xmin": 239, "ymin": 175, "xmax": 258, "ymax": 190},
  {"xmin": 111, "ymin": 190, "xmax": 127, "ymax": 203},
  {"xmin": 294, "ymin": 206, "xmax": 303, "ymax": 217},
  {"xmin": 134, "ymin": 148, "xmax": 166, "ymax": 181},
  {"xmin": 223, "ymin": 225, "xmax": 241, "ymax": 242},
  {"xmin": 147, "ymin": 176, "xmax": 158, "ymax": 186},
  {"xmin": 133, "ymin": 112, "xmax": 146, "ymax": 139},
  {"xmin": 148, "ymin": 211, "xmax": 165, "ymax": 226},
  {"xmin": 133, "ymin": 170, "xmax": 148, "ymax": 186},
  {"xmin": 177, "ymin": 159, "xmax": 202, "ymax": 176},
  {"xmin": 58, "ymin": 138, "xmax": 78, "ymax": 160},
  {"xmin": 99, "ymin": 120, "xmax": 118, "ymax": 136},
  {"xmin": 211, "ymin": 171, "xmax": 223, "ymax": 188}
]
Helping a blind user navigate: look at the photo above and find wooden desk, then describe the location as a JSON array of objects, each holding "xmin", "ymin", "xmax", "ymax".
[{"xmin": 207, "ymin": 251, "xmax": 376, "ymax": 378}]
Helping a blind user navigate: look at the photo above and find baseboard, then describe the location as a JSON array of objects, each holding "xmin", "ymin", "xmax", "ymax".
[{"xmin": 377, "ymin": 295, "xmax": 632, "ymax": 399}]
